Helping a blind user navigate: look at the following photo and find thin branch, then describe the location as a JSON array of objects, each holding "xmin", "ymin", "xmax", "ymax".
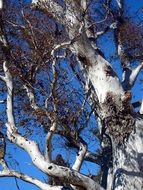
[
  {"xmin": 72, "ymin": 142, "xmax": 87, "ymax": 171},
  {"xmin": 31, "ymin": 0, "xmax": 64, "ymax": 23},
  {"xmin": 3, "ymin": 61, "xmax": 16, "ymax": 130},
  {"xmin": 0, "ymin": 0, "xmax": 3, "ymax": 9},
  {"xmin": 45, "ymin": 58, "xmax": 58, "ymax": 161},
  {"xmin": 122, "ymin": 62, "xmax": 143, "ymax": 90},
  {"xmin": 51, "ymin": 41, "xmax": 72, "ymax": 57},
  {"xmin": 14, "ymin": 177, "xmax": 21, "ymax": 190},
  {"xmin": 140, "ymin": 100, "xmax": 143, "ymax": 114},
  {"xmin": 21, "ymin": 9, "xmax": 38, "ymax": 51},
  {"xmin": 23, "ymin": 84, "xmax": 39, "ymax": 110},
  {"xmin": 71, "ymin": 140, "xmax": 87, "ymax": 190},
  {"xmin": 45, "ymin": 122, "xmax": 57, "ymax": 162},
  {"xmin": 0, "ymin": 75, "xmax": 6, "ymax": 82},
  {"xmin": 129, "ymin": 62, "xmax": 143, "ymax": 87},
  {"xmin": 116, "ymin": 0, "xmax": 124, "ymax": 11},
  {"xmin": 0, "ymin": 168, "xmax": 64, "ymax": 190},
  {"xmin": 56, "ymin": 129, "xmax": 101, "ymax": 165},
  {"xmin": 0, "ymin": 2, "xmax": 104, "ymax": 189}
]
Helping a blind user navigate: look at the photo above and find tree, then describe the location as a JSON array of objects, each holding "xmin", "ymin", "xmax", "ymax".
[{"xmin": 0, "ymin": 0, "xmax": 143, "ymax": 189}]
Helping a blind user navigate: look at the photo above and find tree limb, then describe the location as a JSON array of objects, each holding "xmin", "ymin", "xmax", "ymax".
[
  {"xmin": 0, "ymin": 1, "xmax": 105, "ymax": 189},
  {"xmin": 122, "ymin": 62, "xmax": 143, "ymax": 90},
  {"xmin": 72, "ymin": 142, "xmax": 87, "ymax": 172},
  {"xmin": 2, "ymin": 58, "xmax": 104, "ymax": 190},
  {"xmin": 71, "ymin": 140, "xmax": 87, "ymax": 190},
  {"xmin": 129, "ymin": 62, "xmax": 143, "ymax": 87},
  {"xmin": 23, "ymin": 84, "xmax": 39, "ymax": 110},
  {"xmin": 140, "ymin": 100, "xmax": 143, "ymax": 114},
  {"xmin": 31, "ymin": 0, "xmax": 65, "ymax": 23},
  {"xmin": 0, "ymin": 161, "xmax": 64, "ymax": 190}
]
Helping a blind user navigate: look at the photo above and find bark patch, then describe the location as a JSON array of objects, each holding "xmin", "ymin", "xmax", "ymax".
[
  {"xmin": 104, "ymin": 65, "xmax": 116, "ymax": 78},
  {"xmin": 103, "ymin": 92, "xmax": 135, "ymax": 145},
  {"xmin": 78, "ymin": 54, "xmax": 92, "ymax": 68}
]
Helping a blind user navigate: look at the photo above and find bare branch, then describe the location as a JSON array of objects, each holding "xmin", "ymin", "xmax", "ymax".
[
  {"xmin": 31, "ymin": 0, "xmax": 64, "ymax": 22},
  {"xmin": 45, "ymin": 122, "xmax": 57, "ymax": 162},
  {"xmin": 51, "ymin": 41, "xmax": 72, "ymax": 57},
  {"xmin": 0, "ymin": 159, "xmax": 8, "ymax": 170},
  {"xmin": 0, "ymin": 0, "xmax": 3, "ymax": 10},
  {"xmin": 56, "ymin": 129, "xmax": 102, "ymax": 165},
  {"xmin": 45, "ymin": 58, "xmax": 58, "ymax": 162},
  {"xmin": 122, "ymin": 62, "xmax": 143, "ymax": 90},
  {"xmin": 0, "ymin": 74, "xmax": 5, "ymax": 82},
  {"xmin": 6, "ymin": 124, "xmax": 104, "ymax": 190},
  {"xmin": 1, "ymin": 55, "xmax": 103, "ymax": 190},
  {"xmin": 23, "ymin": 84, "xmax": 39, "ymax": 110},
  {"xmin": 0, "ymin": 167, "xmax": 64, "ymax": 190},
  {"xmin": 140, "ymin": 100, "xmax": 143, "ymax": 114},
  {"xmin": 116, "ymin": 0, "xmax": 124, "ymax": 10},
  {"xmin": 129, "ymin": 62, "xmax": 143, "ymax": 87},
  {"xmin": 72, "ymin": 142, "xmax": 87, "ymax": 171},
  {"xmin": 3, "ymin": 61, "xmax": 16, "ymax": 130}
]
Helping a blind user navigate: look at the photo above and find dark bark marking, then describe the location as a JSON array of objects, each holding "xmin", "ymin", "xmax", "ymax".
[
  {"xmin": 78, "ymin": 54, "xmax": 92, "ymax": 68},
  {"xmin": 104, "ymin": 92, "xmax": 135, "ymax": 145},
  {"xmin": 104, "ymin": 65, "xmax": 116, "ymax": 78},
  {"xmin": 48, "ymin": 166, "xmax": 53, "ymax": 170}
]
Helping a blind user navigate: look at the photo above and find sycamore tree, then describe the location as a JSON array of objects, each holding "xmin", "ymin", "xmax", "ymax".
[{"xmin": 0, "ymin": 0, "xmax": 143, "ymax": 190}]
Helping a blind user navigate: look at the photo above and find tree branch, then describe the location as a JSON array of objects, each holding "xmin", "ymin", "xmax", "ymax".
[
  {"xmin": 0, "ymin": 1, "xmax": 104, "ymax": 189},
  {"xmin": 0, "ymin": 162, "xmax": 64, "ymax": 190},
  {"xmin": 122, "ymin": 62, "xmax": 143, "ymax": 90},
  {"xmin": 56, "ymin": 129, "xmax": 102, "ymax": 165},
  {"xmin": 0, "ymin": 0, "xmax": 3, "ymax": 9},
  {"xmin": 129, "ymin": 62, "xmax": 143, "ymax": 87},
  {"xmin": 45, "ymin": 122, "xmax": 57, "ymax": 162},
  {"xmin": 0, "ymin": 75, "xmax": 6, "ymax": 82},
  {"xmin": 72, "ymin": 142, "xmax": 87, "ymax": 172},
  {"xmin": 31, "ymin": 0, "xmax": 64, "ymax": 23},
  {"xmin": 23, "ymin": 84, "xmax": 39, "ymax": 110},
  {"xmin": 71, "ymin": 141, "xmax": 87, "ymax": 190},
  {"xmin": 116, "ymin": 0, "xmax": 124, "ymax": 11},
  {"xmin": 140, "ymin": 100, "xmax": 143, "ymax": 114},
  {"xmin": 45, "ymin": 57, "xmax": 58, "ymax": 162},
  {"xmin": 6, "ymin": 123, "xmax": 104, "ymax": 190}
]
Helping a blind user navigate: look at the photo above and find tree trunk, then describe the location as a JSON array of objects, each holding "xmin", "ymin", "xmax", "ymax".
[
  {"xmin": 111, "ymin": 119, "xmax": 143, "ymax": 190},
  {"xmin": 70, "ymin": 32, "xmax": 143, "ymax": 190}
]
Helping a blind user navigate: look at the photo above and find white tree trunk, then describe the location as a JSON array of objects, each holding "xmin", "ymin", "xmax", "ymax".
[{"xmin": 111, "ymin": 119, "xmax": 143, "ymax": 190}]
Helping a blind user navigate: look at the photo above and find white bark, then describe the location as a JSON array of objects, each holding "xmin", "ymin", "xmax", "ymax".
[
  {"xmin": 45, "ymin": 122, "xmax": 57, "ymax": 162},
  {"xmin": 129, "ymin": 62, "xmax": 143, "ymax": 88},
  {"xmin": 0, "ymin": 169, "xmax": 63, "ymax": 190},
  {"xmin": 23, "ymin": 84, "xmax": 39, "ymax": 110},
  {"xmin": 32, "ymin": 0, "xmax": 64, "ymax": 23},
  {"xmin": 122, "ymin": 62, "xmax": 143, "ymax": 90},
  {"xmin": 0, "ymin": 0, "xmax": 3, "ymax": 10},
  {"xmin": 107, "ymin": 168, "xmax": 113, "ymax": 190},
  {"xmin": 140, "ymin": 100, "xmax": 143, "ymax": 114},
  {"xmin": 112, "ymin": 120, "xmax": 143, "ymax": 190},
  {"xmin": 116, "ymin": 0, "xmax": 123, "ymax": 10},
  {"xmin": 72, "ymin": 143, "xmax": 87, "ymax": 171},
  {"xmin": 30, "ymin": 2, "xmax": 143, "ymax": 190},
  {"xmin": 3, "ymin": 60, "xmax": 103, "ymax": 190},
  {"xmin": 0, "ymin": 14, "xmax": 104, "ymax": 188}
]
